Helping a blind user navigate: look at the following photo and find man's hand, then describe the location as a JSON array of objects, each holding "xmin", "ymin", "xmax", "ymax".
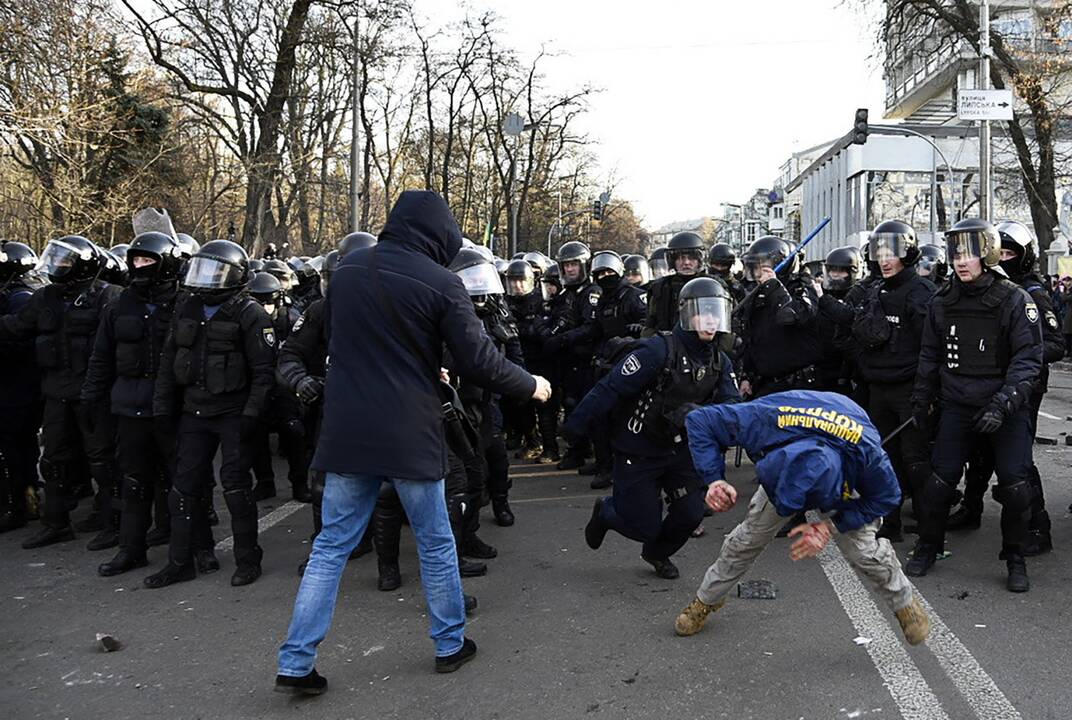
[
  {"xmin": 440, "ymin": 368, "xmax": 451, "ymax": 383},
  {"xmin": 812, "ymin": 277, "xmax": 824, "ymax": 298},
  {"xmin": 738, "ymin": 379, "xmax": 752, "ymax": 398},
  {"xmin": 295, "ymin": 376, "xmax": 324, "ymax": 405},
  {"xmin": 705, "ymin": 480, "xmax": 737, "ymax": 512},
  {"xmin": 757, "ymin": 266, "xmax": 777, "ymax": 284},
  {"xmin": 788, "ymin": 520, "xmax": 834, "ymax": 561},
  {"xmin": 532, "ymin": 375, "xmax": 552, "ymax": 402}
]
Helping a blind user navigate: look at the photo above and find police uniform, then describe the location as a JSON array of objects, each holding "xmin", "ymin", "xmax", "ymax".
[
  {"xmin": 909, "ymin": 272, "xmax": 1042, "ymax": 583},
  {"xmin": 151, "ymin": 292, "xmax": 276, "ymax": 584},
  {"xmin": 544, "ymin": 280, "xmax": 601, "ymax": 465},
  {"xmin": 642, "ymin": 272, "xmax": 702, "ymax": 335},
  {"xmin": 565, "ymin": 326, "xmax": 739, "ymax": 576},
  {"xmin": 0, "ymin": 277, "xmax": 41, "ymax": 531},
  {"xmin": 0, "ymin": 280, "xmax": 121, "ymax": 547},
  {"xmin": 506, "ymin": 286, "xmax": 552, "ymax": 455}
]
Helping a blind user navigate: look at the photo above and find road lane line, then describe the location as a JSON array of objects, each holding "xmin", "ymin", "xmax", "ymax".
[
  {"xmin": 1037, "ymin": 410, "xmax": 1061, "ymax": 421},
  {"xmin": 215, "ymin": 500, "xmax": 305, "ymax": 553},
  {"xmin": 511, "ymin": 494, "xmax": 597, "ymax": 504},
  {"xmin": 815, "ymin": 537, "xmax": 951, "ymax": 720}
]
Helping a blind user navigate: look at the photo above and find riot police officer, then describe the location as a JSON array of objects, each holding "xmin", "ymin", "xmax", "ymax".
[
  {"xmin": 248, "ymin": 272, "xmax": 311, "ymax": 503},
  {"xmin": 504, "ymin": 259, "xmax": 547, "ymax": 464},
  {"xmin": 851, "ymin": 221, "xmax": 935, "ymax": 542},
  {"xmin": 0, "ymin": 236, "xmax": 121, "ymax": 549},
  {"xmin": 707, "ymin": 243, "xmax": 746, "ymax": 303},
  {"xmin": 907, "ymin": 219, "xmax": 1042, "ymax": 592},
  {"xmin": 82, "ymin": 231, "xmax": 185, "ymax": 575},
  {"xmin": 643, "ymin": 232, "xmax": 706, "ymax": 334},
  {"xmin": 917, "ymin": 244, "xmax": 948, "ymax": 286},
  {"xmin": 543, "ymin": 241, "xmax": 601, "ymax": 470},
  {"xmin": 735, "ymin": 235, "xmax": 822, "ymax": 399},
  {"xmin": 624, "ymin": 255, "xmax": 652, "ymax": 289},
  {"xmin": 649, "ymin": 247, "xmax": 672, "ymax": 281},
  {"xmin": 288, "ymin": 256, "xmax": 321, "ymax": 313},
  {"xmin": 946, "ymin": 221, "xmax": 1063, "ymax": 554},
  {"xmin": 0, "ymin": 242, "xmax": 41, "ymax": 532},
  {"xmin": 813, "ymin": 245, "xmax": 862, "ymax": 394},
  {"xmin": 147, "ymin": 240, "xmax": 276, "ymax": 588},
  {"xmin": 566, "ymin": 278, "xmax": 739, "ymax": 579}
]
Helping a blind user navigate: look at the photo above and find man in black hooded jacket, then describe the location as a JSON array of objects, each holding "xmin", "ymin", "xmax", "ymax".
[{"xmin": 276, "ymin": 191, "xmax": 550, "ymax": 695}]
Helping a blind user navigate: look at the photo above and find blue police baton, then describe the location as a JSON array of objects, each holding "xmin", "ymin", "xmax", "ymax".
[{"xmin": 773, "ymin": 216, "xmax": 831, "ymax": 274}]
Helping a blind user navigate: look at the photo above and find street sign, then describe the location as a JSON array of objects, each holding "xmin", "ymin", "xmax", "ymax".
[
  {"xmin": 957, "ymin": 89, "xmax": 1013, "ymax": 121},
  {"xmin": 503, "ymin": 112, "xmax": 524, "ymax": 136}
]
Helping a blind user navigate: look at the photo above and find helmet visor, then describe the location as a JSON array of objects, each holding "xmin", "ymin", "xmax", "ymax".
[
  {"xmin": 506, "ymin": 275, "xmax": 535, "ymax": 297},
  {"xmin": 742, "ymin": 255, "xmax": 775, "ymax": 282},
  {"xmin": 822, "ymin": 266, "xmax": 853, "ymax": 291},
  {"xmin": 456, "ymin": 263, "xmax": 505, "ymax": 296},
  {"xmin": 38, "ymin": 240, "xmax": 90, "ymax": 280},
  {"xmin": 945, "ymin": 231, "xmax": 991, "ymax": 264},
  {"xmin": 626, "ymin": 265, "xmax": 651, "ymax": 285},
  {"xmin": 650, "ymin": 257, "xmax": 671, "ymax": 279},
  {"xmin": 184, "ymin": 256, "xmax": 244, "ymax": 290},
  {"xmin": 679, "ymin": 296, "xmax": 730, "ymax": 335},
  {"xmin": 868, "ymin": 232, "xmax": 913, "ymax": 262}
]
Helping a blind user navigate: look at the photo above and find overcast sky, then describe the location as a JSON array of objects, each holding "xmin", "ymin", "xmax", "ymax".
[{"xmin": 423, "ymin": 0, "xmax": 888, "ymax": 229}]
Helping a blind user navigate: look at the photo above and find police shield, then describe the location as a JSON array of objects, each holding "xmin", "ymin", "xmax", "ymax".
[{"xmin": 132, "ymin": 207, "xmax": 178, "ymax": 240}]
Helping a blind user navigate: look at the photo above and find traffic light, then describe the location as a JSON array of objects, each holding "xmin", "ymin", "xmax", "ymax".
[
  {"xmin": 851, "ymin": 108, "xmax": 869, "ymax": 145},
  {"xmin": 593, "ymin": 199, "xmax": 603, "ymax": 221}
]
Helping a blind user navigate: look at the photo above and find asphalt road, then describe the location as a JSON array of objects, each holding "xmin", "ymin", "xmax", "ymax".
[{"xmin": 3, "ymin": 376, "xmax": 1072, "ymax": 720}]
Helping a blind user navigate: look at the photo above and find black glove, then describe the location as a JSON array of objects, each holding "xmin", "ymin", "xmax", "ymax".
[
  {"xmin": 910, "ymin": 401, "xmax": 931, "ymax": 429},
  {"xmin": 154, "ymin": 414, "xmax": 179, "ymax": 439},
  {"xmin": 972, "ymin": 403, "xmax": 1007, "ymax": 434},
  {"xmin": 240, "ymin": 415, "xmax": 261, "ymax": 442},
  {"xmin": 295, "ymin": 376, "xmax": 324, "ymax": 405},
  {"xmin": 626, "ymin": 323, "xmax": 645, "ymax": 337},
  {"xmin": 667, "ymin": 402, "xmax": 701, "ymax": 430}
]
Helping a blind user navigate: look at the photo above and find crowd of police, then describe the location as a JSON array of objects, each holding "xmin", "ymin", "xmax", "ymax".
[{"xmin": 0, "ymin": 208, "xmax": 1061, "ymax": 597}]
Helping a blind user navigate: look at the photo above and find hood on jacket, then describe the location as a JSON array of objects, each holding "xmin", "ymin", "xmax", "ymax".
[{"xmin": 378, "ymin": 190, "xmax": 463, "ymax": 267}]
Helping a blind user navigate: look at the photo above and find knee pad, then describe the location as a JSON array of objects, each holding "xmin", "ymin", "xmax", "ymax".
[
  {"xmin": 223, "ymin": 488, "xmax": 256, "ymax": 519},
  {"xmin": 991, "ymin": 480, "xmax": 1035, "ymax": 514},
  {"xmin": 168, "ymin": 487, "xmax": 200, "ymax": 518},
  {"xmin": 38, "ymin": 458, "xmax": 63, "ymax": 485},
  {"xmin": 922, "ymin": 473, "xmax": 959, "ymax": 509}
]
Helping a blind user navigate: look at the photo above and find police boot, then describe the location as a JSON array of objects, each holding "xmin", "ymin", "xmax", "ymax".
[
  {"xmin": 291, "ymin": 481, "xmax": 313, "ymax": 504},
  {"xmin": 448, "ymin": 494, "xmax": 487, "ymax": 577},
  {"xmin": 894, "ymin": 595, "xmax": 930, "ymax": 646},
  {"xmin": 578, "ymin": 460, "xmax": 600, "ymax": 476},
  {"xmin": 225, "ymin": 488, "xmax": 262, "ymax": 586},
  {"xmin": 146, "ymin": 479, "xmax": 171, "ymax": 546},
  {"xmin": 23, "ymin": 461, "xmax": 75, "ymax": 549},
  {"xmin": 642, "ymin": 551, "xmax": 679, "ymax": 580},
  {"xmin": 1005, "ymin": 555, "xmax": 1029, "ymax": 593},
  {"xmin": 21, "ymin": 522, "xmax": 75, "ymax": 549},
  {"xmin": 538, "ymin": 447, "xmax": 560, "ymax": 464},
  {"xmin": 946, "ymin": 503, "xmax": 982, "ymax": 531},
  {"xmin": 904, "ymin": 542, "xmax": 939, "ymax": 577},
  {"xmin": 1023, "ymin": 510, "xmax": 1052, "ymax": 557},
  {"xmin": 143, "ymin": 561, "xmax": 196, "ymax": 589},
  {"xmin": 195, "ymin": 549, "xmax": 221, "ymax": 574},
  {"xmin": 377, "ymin": 560, "xmax": 401, "ymax": 591},
  {"xmin": 589, "ymin": 471, "xmax": 612, "ymax": 490},
  {"xmin": 585, "ymin": 498, "xmax": 608, "ymax": 549},
  {"xmin": 674, "ymin": 597, "xmax": 725, "ymax": 637},
  {"xmin": 99, "ymin": 478, "xmax": 152, "ymax": 574},
  {"xmin": 252, "ymin": 481, "xmax": 277, "ymax": 502},
  {"xmin": 145, "ymin": 488, "xmax": 197, "ymax": 588},
  {"xmin": 373, "ymin": 495, "xmax": 403, "ymax": 590},
  {"xmin": 556, "ymin": 448, "xmax": 587, "ymax": 471},
  {"xmin": 462, "ymin": 522, "xmax": 497, "ymax": 560},
  {"xmin": 98, "ymin": 548, "xmax": 149, "ymax": 577},
  {"xmin": 464, "ymin": 594, "xmax": 478, "ymax": 616},
  {"xmin": 491, "ymin": 496, "xmax": 514, "ymax": 527}
]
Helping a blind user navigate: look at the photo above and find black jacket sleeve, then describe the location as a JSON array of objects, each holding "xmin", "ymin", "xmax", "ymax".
[
  {"xmin": 996, "ymin": 288, "xmax": 1043, "ymax": 412},
  {"xmin": 0, "ymin": 288, "xmax": 42, "ymax": 340},
  {"xmin": 276, "ymin": 302, "xmax": 326, "ymax": 392},
  {"xmin": 240, "ymin": 301, "xmax": 278, "ymax": 418},
  {"xmin": 910, "ymin": 296, "xmax": 942, "ymax": 408},
  {"xmin": 81, "ymin": 306, "xmax": 117, "ymax": 404},
  {"xmin": 1029, "ymin": 288, "xmax": 1065, "ymax": 365},
  {"xmin": 153, "ymin": 319, "xmax": 179, "ymax": 417}
]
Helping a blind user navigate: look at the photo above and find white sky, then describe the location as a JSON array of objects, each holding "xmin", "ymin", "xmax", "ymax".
[{"xmin": 425, "ymin": 0, "xmax": 888, "ymax": 229}]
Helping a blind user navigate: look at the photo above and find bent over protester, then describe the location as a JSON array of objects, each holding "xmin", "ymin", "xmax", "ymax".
[{"xmin": 673, "ymin": 390, "xmax": 930, "ymax": 646}]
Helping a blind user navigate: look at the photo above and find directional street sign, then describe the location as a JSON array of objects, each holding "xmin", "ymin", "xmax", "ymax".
[{"xmin": 957, "ymin": 89, "xmax": 1014, "ymax": 121}]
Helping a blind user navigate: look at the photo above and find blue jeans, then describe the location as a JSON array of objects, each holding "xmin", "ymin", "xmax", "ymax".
[{"xmin": 277, "ymin": 472, "xmax": 465, "ymax": 676}]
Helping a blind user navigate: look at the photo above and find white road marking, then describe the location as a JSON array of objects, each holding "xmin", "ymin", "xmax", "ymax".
[
  {"xmin": 1036, "ymin": 410, "xmax": 1061, "ymax": 421},
  {"xmin": 215, "ymin": 500, "xmax": 305, "ymax": 553},
  {"xmin": 511, "ymin": 494, "xmax": 598, "ymax": 504},
  {"xmin": 815, "ymin": 526, "xmax": 1021, "ymax": 720}
]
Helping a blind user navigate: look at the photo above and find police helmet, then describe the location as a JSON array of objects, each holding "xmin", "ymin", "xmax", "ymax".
[
  {"xmin": 822, "ymin": 246, "xmax": 861, "ymax": 293},
  {"xmin": 556, "ymin": 241, "xmax": 591, "ymax": 286},
  {"xmin": 308, "ymin": 255, "xmax": 326, "ymax": 273},
  {"xmin": 320, "ymin": 250, "xmax": 340, "ymax": 296},
  {"xmin": 707, "ymin": 243, "xmax": 736, "ymax": 269},
  {"xmin": 183, "ymin": 239, "xmax": 251, "ymax": 304},
  {"xmin": 667, "ymin": 232, "xmax": 705, "ymax": 272},
  {"xmin": 37, "ymin": 235, "xmax": 103, "ymax": 285},
  {"xmin": 648, "ymin": 247, "xmax": 672, "ymax": 279},
  {"xmin": 677, "ymin": 276, "xmax": 731, "ymax": 337},
  {"xmin": 505, "ymin": 259, "xmax": 536, "ymax": 297},
  {"xmin": 522, "ymin": 251, "xmax": 552, "ymax": 278},
  {"xmin": 263, "ymin": 258, "xmax": 295, "ymax": 292},
  {"xmin": 624, "ymin": 254, "xmax": 651, "ymax": 286},
  {"xmin": 339, "ymin": 231, "xmax": 376, "ymax": 256},
  {"xmin": 287, "ymin": 256, "xmax": 319, "ymax": 285},
  {"xmin": 128, "ymin": 231, "xmax": 183, "ymax": 289},
  {"xmin": 249, "ymin": 271, "xmax": 283, "ymax": 309},
  {"xmin": 945, "ymin": 218, "xmax": 1001, "ymax": 269},
  {"xmin": 543, "ymin": 262, "xmax": 562, "ymax": 290},
  {"xmin": 996, "ymin": 220, "xmax": 1038, "ymax": 278},
  {"xmin": 0, "ymin": 241, "xmax": 38, "ymax": 283},
  {"xmin": 742, "ymin": 235, "xmax": 794, "ymax": 281},
  {"xmin": 917, "ymin": 244, "xmax": 947, "ymax": 282},
  {"xmin": 449, "ymin": 247, "xmax": 505, "ymax": 296},
  {"xmin": 109, "ymin": 244, "xmax": 130, "ymax": 262},
  {"xmin": 868, "ymin": 219, "xmax": 919, "ymax": 266},
  {"xmin": 494, "ymin": 258, "xmax": 510, "ymax": 278},
  {"xmin": 175, "ymin": 233, "xmax": 200, "ymax": 259}
]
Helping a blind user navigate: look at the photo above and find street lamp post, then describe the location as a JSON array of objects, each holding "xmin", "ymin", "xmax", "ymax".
[{"xmin": 349, "ymin": 4, "xmax": 361, "ymax": 233}]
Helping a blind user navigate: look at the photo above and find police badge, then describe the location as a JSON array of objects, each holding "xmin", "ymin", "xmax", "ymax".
[
  {"xmin": 263, "ymin": 328, "xmax": 276, "ymax": 347},
  {"xmin": 696, "ymin": 366, "xmax": 706, "ymax": 381},
  {"xmin": 621, "ymin": 353, "xmax": 641, "ymax": 376},
  {"xmin": 1025, "ymin": 303, "xmax": 1039, "ymax": 323}
]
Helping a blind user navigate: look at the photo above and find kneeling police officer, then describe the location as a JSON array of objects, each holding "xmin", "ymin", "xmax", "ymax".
[{"xmin": 564, "ymin": 278, "xmax": 739, "ymax": 579}]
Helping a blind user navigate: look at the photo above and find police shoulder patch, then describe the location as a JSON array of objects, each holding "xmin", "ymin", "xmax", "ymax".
[
  {"xmin": 639, "ymin": 292, "xmax": 648, "ymax": 304},
  {"xmin": 262, "ymin": 328, "xmax": 276, "ymax": 347},
  {"xmin": 1025, "ymin": 302, "xmax": 1039, "ymax": 323},
  {"xmin": 621, "ymin": 353, "xmax": 641, "ymax": 376},
  {"xmin": 589, "ymin": 292, "xmax": 600, "ymax": 306},
  {"xmin": 292, "ymin": 314, "xmax": 305, "ymax": 333},
  {"xmin": 1046, "ymin": 311, "xmax": 1059, "ymax": 330}
]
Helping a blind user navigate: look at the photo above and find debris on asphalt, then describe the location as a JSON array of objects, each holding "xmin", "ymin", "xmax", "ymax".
[
  {"xmin": 952, "ymin": 590, "xmax": 969, "ymax": 600},
  {"xmin": 737, "ymin": 579, "xmax": 777, "ymax": 599},
  {"xmin": 975, "ymin": 624, "xmax": 987, "ymax": 628},
  {"xmin": 853, "ymin": 636, "xmax": 872, "ymax": 646},
  {"xmin": 96, "ymin": 633, "xmax": 121, "ymax": 652}
]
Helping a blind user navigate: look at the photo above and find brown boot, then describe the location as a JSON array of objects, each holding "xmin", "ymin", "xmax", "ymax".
[
  {"xmin": 674, "ymin": 596, "xmax": 725, "ymax": 637},
  {"xmin": 894, "ymin": 595, "xmax": 930, "ymax": 646}
]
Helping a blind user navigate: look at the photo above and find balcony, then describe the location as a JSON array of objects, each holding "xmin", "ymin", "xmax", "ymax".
[{"xmin": 885, "ymin": 40, "xmax": 973, "ymax": 119}]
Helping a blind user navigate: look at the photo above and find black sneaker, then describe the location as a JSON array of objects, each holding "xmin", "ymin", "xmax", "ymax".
[
  {"xmin": 98, "ymin": 549, "xmax": 148, "ymax": 577},
  {"xmin": 377, "ymin": 562, "xmax": 401, "ymax": 591},
  {"xmin": 589, "ymin": 473, "xmax": 612, "ymax": 490},
  {"xmin": 464, "ymin": 536, "xmax": 497, "ymax": 559},
  {"xmin": 87, "ymin": 528, "xmax": 119, "ymax": 551},
  {"xmin": 584, "ymin": 499, "xmax": 608, "ymax": 550},
  {"xmin": 195, "ymin": 549, "xmax": 220, "ymax": 574},
  {"xmin": 144, "ymin": 562, "xmax": 196, "ymax": 589},
  {"xmin": 231, "ymin": 563, "xmax": 262, "ymax": 587},
  {"xmin": 274, "ymin": 668, "xmax": 327, "ymax": 696},
  {"xmin": 21, "ymin": 524, "xmax": 75, "ymax": 549},
  {"xmin": 435, "ymin": 638, "xmax": 477, "ymax": 673},
  {"xmin": 145, "ymin": 526, "xmax": 170, "ymax": 547},
  {"xmin": 459, "ymin": 557, "xmax": 488, "ymax": 577},
  {"xmin": 904, "ymin": 543, "xmax": 938, "ymax": 577},
  {"xmin": 492, "ymin": 500, "xmax": 515, "ymax": 527},
  {"xmin": 642, "ymin": 552, "xmax": 680, "ymax": 580}
]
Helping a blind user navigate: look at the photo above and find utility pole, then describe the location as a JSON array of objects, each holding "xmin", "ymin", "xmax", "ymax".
[
  {"xmin": 349, "ymin": 4, "xmax": 361, "ymax": 233},
  {"xmin": 979, "ymin": 0, "xmax": 992, "ymax": 220}
]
